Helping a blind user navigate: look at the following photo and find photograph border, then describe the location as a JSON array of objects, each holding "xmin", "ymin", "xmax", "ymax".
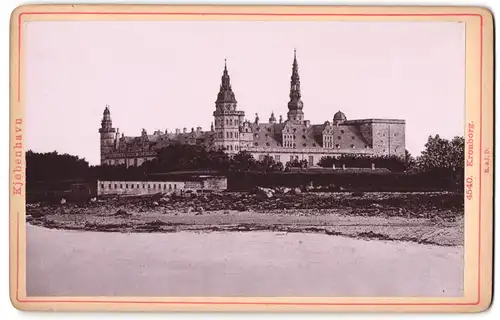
[{"xmin": 9, "ymin": 4, "xmax": 494, "ymax": 312}]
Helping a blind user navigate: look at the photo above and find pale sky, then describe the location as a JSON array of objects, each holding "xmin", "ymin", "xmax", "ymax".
[{"xmin": 26, "ymin": 20, "xmax": 465, "ymax": 165}]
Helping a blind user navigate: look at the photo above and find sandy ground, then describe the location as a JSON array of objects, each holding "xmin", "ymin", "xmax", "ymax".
[{"xmin": 26, "ymin": 225, "xmax": 464, "ymax": 297}]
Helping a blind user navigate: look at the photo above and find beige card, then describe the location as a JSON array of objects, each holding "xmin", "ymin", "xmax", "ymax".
[{"xmin": 9, "ymin": 4, "xmax": 493, "ymax": 312}]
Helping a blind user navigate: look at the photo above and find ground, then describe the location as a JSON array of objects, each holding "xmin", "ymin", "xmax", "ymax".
[
  {"xmin": 26, "ymin": 191, "xmax": 464, "ymax": 246},
  {"xmin": 27, "ymin": 225, "xmax": 464, "ymax": 297}
]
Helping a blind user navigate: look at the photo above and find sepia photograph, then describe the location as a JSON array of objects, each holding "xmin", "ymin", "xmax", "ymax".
[{"xmin": 10, "ymin": 5, "xmax": 494, "ymax": 312}]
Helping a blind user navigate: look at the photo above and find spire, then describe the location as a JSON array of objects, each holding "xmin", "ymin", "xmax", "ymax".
[
  {"xmin": 287, "ymin": 49, "xmax": 304, "ymax": 121},
  {"xmin": 289, "ymin": 49, "xmax": 302, "ymax": 107},
  {"xmin": 216, "ymin": 59, "xmax": 237, "ymax": 103}
]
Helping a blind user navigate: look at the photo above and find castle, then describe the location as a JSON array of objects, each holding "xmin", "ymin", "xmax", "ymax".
[{"xmin": 99, "ymin": 50, "xmax": 405, "ymax": 167}]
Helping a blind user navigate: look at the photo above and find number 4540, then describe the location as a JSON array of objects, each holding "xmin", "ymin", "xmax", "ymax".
[{"xmin": 465, "ymin": 176, "xmax": 473, "ymax": 201}]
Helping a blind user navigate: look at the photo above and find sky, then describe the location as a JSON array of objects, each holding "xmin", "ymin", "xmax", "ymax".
[{"xmin": 25, "ymin": 20, "xmax": 465, "ymax": 165}]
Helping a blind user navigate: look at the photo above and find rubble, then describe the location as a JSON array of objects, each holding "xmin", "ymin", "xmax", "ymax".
[{"xmin": 114, "ymin": 209, "xmax": 131, "ymax": 217}]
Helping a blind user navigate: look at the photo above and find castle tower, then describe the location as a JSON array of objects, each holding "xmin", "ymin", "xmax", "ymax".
[
  {"xmin": 287, "ymin": 49, "xmax": 304, "ymax": 123},
  {"xmin": 213, "ymin": 59, "xmax": 245, "ymax": 154},
  {"xmin": 98, "ymin": 105, "xmax": 116, "ymax": 164}
]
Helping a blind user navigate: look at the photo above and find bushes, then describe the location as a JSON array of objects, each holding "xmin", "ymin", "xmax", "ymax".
[{"xmin": 226, "ymin": 170, "xmax": 462, "ymax": 192}]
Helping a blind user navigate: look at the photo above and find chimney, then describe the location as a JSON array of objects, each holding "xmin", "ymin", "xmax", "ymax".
[
  {"xmin": 183, "ymin": 128, "xmax": 187, "ymax": 134},
  {"xmin": 196, "ymin": 126, "xmax": 202, "ymax": 133},
  {"xmin": 175, "ymin": 128, "xmax": 180, "ymax": 134},
  {"xmin": 191, "ymin": 127, "xmax": 194, "ymax": 133}
]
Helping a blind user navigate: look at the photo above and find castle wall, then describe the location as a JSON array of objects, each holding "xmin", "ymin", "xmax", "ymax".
[{"xmin": 370, "ymin": 122, "xmax": 405, "ymax": 157}]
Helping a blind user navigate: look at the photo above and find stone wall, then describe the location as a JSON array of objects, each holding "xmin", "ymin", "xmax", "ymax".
[{"xmin": 371, "ymin": 122, "xmax": 405, "ymax": 157}]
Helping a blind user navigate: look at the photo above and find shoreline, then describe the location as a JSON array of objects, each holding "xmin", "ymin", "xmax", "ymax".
[{"xmin": 26, "ymin": 191, "xmax": 464, "ymax": 246}]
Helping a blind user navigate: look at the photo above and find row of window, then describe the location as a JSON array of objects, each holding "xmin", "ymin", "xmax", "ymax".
[
  {"xmin": 215, "ymin": 118, "xmax": 240, "ymax": 126},
  {"xmin": 101, "ymin": 183, "xmax": 179, "ymax": 190},
  {"xmin": 224, "ymin": 144, "xmax": 239, "ymax": 151},
  {"xmin": 255, "ymin": 154, "xmax": 314, "ymax": 164}
]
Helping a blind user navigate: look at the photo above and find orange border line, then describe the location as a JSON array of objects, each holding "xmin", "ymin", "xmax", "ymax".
[{"xmin": 15, "ymin": 11, "xmax": 483, "ymax": 307}]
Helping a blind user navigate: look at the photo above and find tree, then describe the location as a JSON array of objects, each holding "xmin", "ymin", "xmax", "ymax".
[
  {"xmin": 229, "ymin": 151, "xmax": 257, "ymax": 172},
  {"xmin": 404, "ymin": 149, "xmax": 416, "ymax": 170},
  {"xmin": 26, "ymin": 150, "xmax": 90, "ymax": 182},
  {"xmin": 255, "ymin": 154, "xmax": 284, "ymax": 173},
  {"xmin": 285, "ymin": 159, "xmax": 308, "ymax": 170},
  {"xmin": 416, "ymin": 135, "xmax": 464, "ymax": 173}
]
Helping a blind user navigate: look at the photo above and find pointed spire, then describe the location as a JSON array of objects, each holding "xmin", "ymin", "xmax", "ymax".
[
  {"xmin": 216, "ymin": 59, "xmax": 237, "ymax": 103},
  {"xmin": 287, "ymin": 49, "xmax": 304, "ymax": 121}
]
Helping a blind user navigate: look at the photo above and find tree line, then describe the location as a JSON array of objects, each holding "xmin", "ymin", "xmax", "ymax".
[{"xmin": 26, "ymin": 134, "xmax": 464, "ymax": 184}]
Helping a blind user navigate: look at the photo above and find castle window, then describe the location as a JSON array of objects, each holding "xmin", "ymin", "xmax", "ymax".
[
  {"xmin": 365, "ymin": 145, "xmax": 368, "ymax": 148},
  {"xmin": 267, "ymin": 128, "xmax": 271, "ymax": 132},
  {"xmin": 303, "ymin": 129, "xmax": 306, "ymax": 132},
  {"xmin": 100, "ymin": 184, "xmax": 104, "ymax": 189},
  {"xmin": 254, "ymin": 133, "xmax": 259, "ymax": 138},
  {"xmin": 227, "ymin": 132, "xmax": 230, "ymax": 138},
  {"xmin": 254, "ymin": 142, "xmax": 258, "ymax": 146},
  {"xmin": 230, "ymin": 145, "xmax": 233, "ymax": 151},
  {"xmin": 293, "ymin": 128, "xmax": 297, "ymax": 132},
  {"xmin": 293, "ymin": 143, "xmax": 296, "ymax": 148},
  {"xmin": 338, "ymin": 136, "xmax": 341, "ymax": 140},
  {"xmin": 120, "ymin": 184, "xmax": 123, "ymax": 188},
  {"xmin": 336, "ymin": 144, "xmax": 340, "ymax": 148},
  {"xmin": 229, "ymin": 119, "xmax": 233, "ymax": 125},
  {"xmin": 174, "ymin": 184, "xmax": 177, "ymax": 190},
  {"xmin": 383, "ymin": 149, "xmax": 386, "ymax": 152},
  {"xmin": 131, "ymin": 184, "xmax": 134, "ymax": 189},
  {"xmin": 230, "ymin": 132, "xmax": 233, "ymax": 138},
  {"xmin": 126, "ymin": 184, "xmax": 128, "ymax": 189},
  {"xmin": 169, "ymin": 184, "xmax": 172, "ymax": 190},
  {"xmin": 303, "ymin": 143, "xmax": 307, "ymax": 147},
  {"xmin": 226, "ymin": 119, "xmax": 229, "ymax": 125},
  {"xmin": 114, "ymin": 184, "xmax": 117, "ymax": 189},
  {"xmin": 293, "ymin": 135, "xmax": 296, "ymax": 139},
  {"xmin": 302, "ymin": 135, "xmax": 306, "ymax": 139},
  {"xmin": 351, "ymin": 145, "xmax": 355, "ymax": 148},
  {"xmin": 256, "ymin": 127, "xmax": 260, "ymax": 131},
  {"xmin": 266, "ymin": 142, "xmax": 270, "ymax": 146},
  {"xmin": 108, "ymin": 184, "xmax": 111, "ymax": 189},
  {"xmin": 265, "ymin": 134, "xmax": 268, "ymax": 137},
  {"xmin": 352, "ymin": 136, "xmax": 355, "ymax": 140},
  {"xmin": 341, "ymin": 130, "xmax": 345, "ymax": 134},
  {"xmin": 313, "ymin": 143, "xmax": 316, "ymax": 147},
  {"xmin": 235, "ymin": 132, "xmax": 238, "ymax": 138}
]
